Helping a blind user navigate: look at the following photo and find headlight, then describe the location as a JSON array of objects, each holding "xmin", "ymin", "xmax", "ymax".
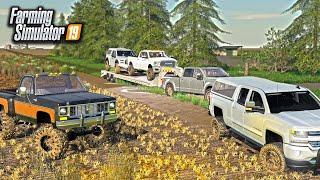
[
  {"xmin": 109, "ymin": 102, "xmax": 115, "ymax": 109},
  {"xmin": 291, "ymin": 130, "xmax": 308, "ymax": 138},
  {"xmin": 60, "ymin": 108, "xmax": 67, "ymax": 115}
]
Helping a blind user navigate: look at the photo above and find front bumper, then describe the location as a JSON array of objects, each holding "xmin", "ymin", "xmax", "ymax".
[
  {"xmin": 284, "ymin": 143, "xmax": 320, "ymax": 169},
  {"xmin": 56, "ymin": 113, "xmax": 118, "ymax": 130}
]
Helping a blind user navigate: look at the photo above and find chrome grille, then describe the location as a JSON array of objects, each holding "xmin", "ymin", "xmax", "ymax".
[
  {"xmin": 310, "ymin": 141, "xmax": 320, "ymax": 148},
  {"xmin": 160, "ymin": 61, "xmax": 175, "ymax": 67},
  {"xmin": 60, "ymin": 101, "xmax": 114, "ymax": 118},
  {"xmin": 309, "ymin": 131, "xmax": 320, "ymax": 136}
]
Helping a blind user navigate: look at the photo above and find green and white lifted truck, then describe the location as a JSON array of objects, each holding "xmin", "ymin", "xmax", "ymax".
[{"xmin": 0, "ymin": 73, "xmax": 118, "ymax": 159}]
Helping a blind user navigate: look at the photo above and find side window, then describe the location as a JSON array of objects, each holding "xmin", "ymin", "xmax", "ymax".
[
  {"xmin": 237, "ymin": 88, "xmax": 249, "ymax": 106},
  {"xmin": 250, "ymin": 91, "xmax": 264, "ymax": 110},
  {"xmin": 193, "ymin": 69, "xmax": 203, "ymax": 78},
  {"xmin": 212, "ymin": 82, "xmax": 236, "ymax": 98},
  {"xmin": 183, "ymin": 69, "xmax": 194, "ymax": 77},
  {"xmin": 21, "ymin": 77, "xmax": 34, "ymax": 94},
  {"xmin": 140, "ymin": 52, "xmax": 148, "ymax": 58},
  {"xmin": 112, "ymin": 51, "xmax": 116, "ymax": 58}
]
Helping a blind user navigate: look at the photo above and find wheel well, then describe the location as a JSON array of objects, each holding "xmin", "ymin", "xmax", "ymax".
[
  {"xmin": 148, "ymin": 64, "xmax": 152, "ymax": 69},
  {"xmin": 37, "ymin": 111, "xmax": 52, "ymax": 124},
  {"xmin": 266, "ymin": 130, "xmax": 283, "ymax": 144},
  {"xmin": 115, "ymin": 60, "xmax": 119, "ymax": 64},
  {"xmin": 0, "ymin": 104, "xmax": 3, "ymax": 111},
  {"xmin": 129, "ymin": 62, "xmax": 133, "ymax": 65},
  {"xmin": 206, "ymin": 86, "xmax": 212, "ymax": 92},
  {"xmin": 214, "ymin": 106, "xmax": 223, "ymax": 117},
  {"xmin": 105, "ymin": 58, "xmax": 109, "ymax": 63}
]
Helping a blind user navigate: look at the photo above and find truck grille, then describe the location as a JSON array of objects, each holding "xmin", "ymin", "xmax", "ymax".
[
  {"xmin": 310, "ymin": 141, "xmax": 320, "ymax": 148},
  {"xmin": 60, "ymin": 102, "xmax": 115, "ymax": 118},
  {"xmin": 160, "ymin": 61, "xmax": 175, "ymax": 67},
  {"xmin": 309, "ymin": 131, "xmax": 320, "ymax": 136}
]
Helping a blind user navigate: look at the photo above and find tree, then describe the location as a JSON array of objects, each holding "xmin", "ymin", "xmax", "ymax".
[
  {"xmin": 119, "ymin": 0, "xmax": 171, "ymax": 52},
  {"xmin": 57, "ymin": 13, "xmax": 66, "ymax": 26},
  {"xmin": 60, "ymin": 0, "xmax": 119, "ymax": 61},
  {"xmin": 284, "ymin": 0, "xmax": 320, "ymax": 74},
  {"xmin": 171, "ymin": 0, "xmax": 225, "ymax": 67},
  {"xmin": 284, "ymin": 0, "xmax": 320, "ymax": 51}
]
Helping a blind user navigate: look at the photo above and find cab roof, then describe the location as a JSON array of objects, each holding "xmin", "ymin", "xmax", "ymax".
[
  {"xmin": 216, "ymin": 76, "xmax": 307, "ymax": 93},
  {"xmin": 108, "ymin": 48, "xmax": 132, "ymax": 51}
]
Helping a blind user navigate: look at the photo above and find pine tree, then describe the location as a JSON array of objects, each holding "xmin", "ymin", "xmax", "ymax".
[
  {"xmin": 119, "ymin": 0, "xmax": 171, "ymax": 52},
  {"xmin": 171, "ymin": 0, "xmax": 225, "ymax": 67},
  {"xmin": 284, "ymin": 0, "xmax": 320, "ymax": 74},
  {"xmin": 284, "ymin": 0, "xmax": 320, "ymax": 51}
]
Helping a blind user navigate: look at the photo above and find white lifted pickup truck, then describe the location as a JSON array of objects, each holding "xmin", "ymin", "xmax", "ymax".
[
  {"xmin": 127, "ymin": 50, "xmax": 178, "ymax": 81},
  {"xmin": 209, "ymin": 76, "xmax": 320, "ymax": 171}
]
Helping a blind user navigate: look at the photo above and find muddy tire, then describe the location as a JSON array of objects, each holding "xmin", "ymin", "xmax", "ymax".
[
  {"xmin": 115, "ymin": 63, "xmax": 121, "ymax": 74},
  {"xmin": 165, "ymin": 83, "xmax": 174, "ymax": 97},
  {"xmin": 212, "ymin": 118, "xmax": 229, "ymax": 141},
  {"xmin": 85, "ymin": 125, "xmax": 109, "ymax": 148},
  {"xmin": 0, "ymin": 111, "xmax": 15, "ymax": 140},
  {"xmin": 105, "ymin": 60, "xmax": 110, "ymax": 71},
  {"xmin": 205, "ymin": 88, "xmax": 211, "ymax": 102},
  {"xmin": 128, "ymin": 64, "xmax": 135, "ymax": 76},
  {"xmin": 259, "ymin": 142, "xmax": 286, "ymax": 172},
  {"xmin": 34, "ymin": 124, "xmax": 68, "ymax": 160},
  {"xmin": 147, "ymin": 68, "xmax": 155, "ymax": 81}
]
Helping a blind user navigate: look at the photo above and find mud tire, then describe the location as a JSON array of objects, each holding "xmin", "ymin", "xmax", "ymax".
[
  {"xmin": 212, "ymin": 118, "xmax": 229, "ymax": 141},
  {"xmin": 128, "ymin": 64, "xmax": 135, "ymax": 76},
  {"xmin": 0, "ymin": 111, "xmax": 15, "ymax": 140},
  {"xmin": 147, "ymin": 68, "xmax": 155, "ymax": 81},
  {"xmin": 259, "ymin": 142, "xmax": 286, "ymax": 172},
  {"xmin": 34, "ymin": 124, "xmax": 68, "ymax": 160},
  {"xmin": 85, "ymin": 125, "xmax": 109, "ymax": 148},
  {"xmin": 165, "ymin": 83, "xmax": 174, "ymax": 97},
  {"xmin": 115, "ymin": 63, "xmax": 121, "ymax": 74},
  {"xmin": 105, "ymin": 60, "xmax": 111, "ymax": 71},
  {"xmin": 205, "ymin": 88, "xmax": 211, "ymax": 102}
]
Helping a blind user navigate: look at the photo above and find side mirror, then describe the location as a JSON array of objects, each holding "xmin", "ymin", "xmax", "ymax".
[
  {"xmin": 196, "ymin": 73, "xmax": 203, "ymax": 80},
  {"xmin": 18, "ymin": 87, "xmax": 27, "ymax": 97},
  {"xmin": 245, "ymin": 101, "xmax": 255, "ymax": 112}
]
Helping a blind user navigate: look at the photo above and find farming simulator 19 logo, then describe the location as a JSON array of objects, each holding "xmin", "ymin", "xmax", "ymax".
[{"xmin": 8, "ymin": 6, "xmax": 82, "ymax": 43}]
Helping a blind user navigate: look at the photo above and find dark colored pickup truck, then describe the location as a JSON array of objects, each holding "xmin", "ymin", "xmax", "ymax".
[{"xmin": 0, "ymin": 73, "xmax": 117, "ymax": 159}]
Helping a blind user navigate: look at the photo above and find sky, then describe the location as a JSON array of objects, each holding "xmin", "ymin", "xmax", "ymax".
[{"xmin": 0, "ymin": 0, "xmax": 297, "ymax": 48}]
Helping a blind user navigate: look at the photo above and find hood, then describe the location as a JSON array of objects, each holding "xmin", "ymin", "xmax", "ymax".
[
  {"xmin": 37, "ymin": 92, "xmax": 116, "ymax": 106},
  {"xmin": 150, "ymin": 57, "xmax": 177, "ymax": 62},
  {"xmin": 272, "ymin": 109, "xmax": 320, "ymax": 127}
]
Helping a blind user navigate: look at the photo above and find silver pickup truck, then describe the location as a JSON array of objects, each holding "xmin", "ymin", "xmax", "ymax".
[
  {"xmin": 162, "ymin": 67, "xmax": 229, "ymax": 100},
  {"xmin": 209, "ymin": 76, "xmax": 320, "ymax": 171}
]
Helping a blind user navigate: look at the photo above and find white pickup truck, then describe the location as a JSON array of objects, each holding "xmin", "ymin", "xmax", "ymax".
[
  {"xmin": 105, "ymin": 48, "xmax": 136, "ymax": 73},
  {"xmin": 209, "ymin": 76, "xmax": 320, "ymax": 171},
  {"xmin": 127, "ymin": 50, "xmax": 178, "ymax": 81}
]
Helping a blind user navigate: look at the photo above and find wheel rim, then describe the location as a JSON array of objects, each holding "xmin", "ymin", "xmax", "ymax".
[
  {"xmin": 265, "ymin": 150, "xmax": 282, "ymax": 170},
  {"xmin": 40, "ymin": 136, "xmax": 52, "ymax": 152}
]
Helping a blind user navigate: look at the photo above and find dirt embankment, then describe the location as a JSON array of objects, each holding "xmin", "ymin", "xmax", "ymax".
[{"xmin": 0, "ymin": 49, "xmax": 51, "ymax": 57}]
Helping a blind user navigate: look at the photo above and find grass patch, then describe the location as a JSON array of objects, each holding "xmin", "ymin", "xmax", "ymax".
[
  {"xmin": 312, "ymin": 89, "xmax": 320, "ymax": 98},
  {"xmin": 227, "ymin": 66, "xmax": 320, "ymax": 84},
  {"xmin": 47, "ymin": 56, "xmax": 104, "ymax": 77}
]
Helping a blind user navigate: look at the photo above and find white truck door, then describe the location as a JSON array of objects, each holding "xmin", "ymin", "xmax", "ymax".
[
  {"xmin": 180, "ymin": 68, "xmax": 194, "ymax": 92},
  {"xmin": 231, "ymin": 87, "xmax": 250, "ymax": 132},
  {"xmin": 111, "ymin": 50, "xmax": 117, "ymax": 67},
  {"xmin": 137, "ymin": 52, "xmax": 149, "ymax": 70},
  {"xmin": 243, "ymin": 89, "xmax": 266, "ymax": 144}
]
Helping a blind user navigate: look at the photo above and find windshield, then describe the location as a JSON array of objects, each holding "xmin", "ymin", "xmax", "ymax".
[
  {"xmin": 266, "ymin": 91, "xmax": 320, "ymax": 113},
  {"xmin": 203, "ymin": 68, "xmax": 229, "ymax": 77},
  {"xmin": 35, "ymin": 75, "xmax": 86, "ymax": 95},
  {"xmin": 117, "ymin": 51, "xmax": 136, "ymax": 57},
  {"xmin": 149, "ymin": 51, "xmax": 165, "ymax": 58}
]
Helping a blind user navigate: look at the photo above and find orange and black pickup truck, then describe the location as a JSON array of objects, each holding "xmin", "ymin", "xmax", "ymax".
[{"xmin": 0, "ymin": 73, "xmax": 117, "ymax": 130}]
